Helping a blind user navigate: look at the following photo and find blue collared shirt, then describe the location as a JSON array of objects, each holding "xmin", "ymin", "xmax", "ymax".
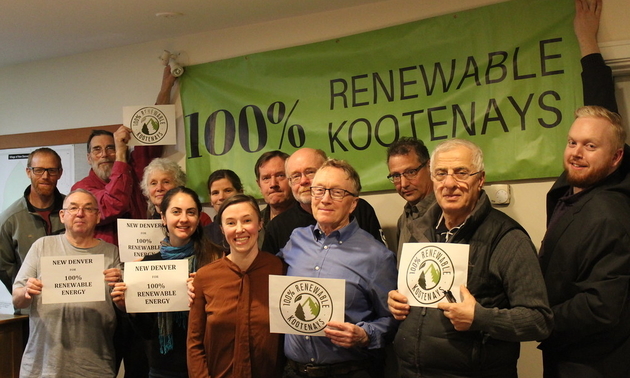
[{"xmin": 278, "ymin": 219, "xmax": 398, "ymax": 364}]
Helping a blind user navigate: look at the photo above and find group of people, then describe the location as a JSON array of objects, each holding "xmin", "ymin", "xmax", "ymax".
[{"xmin": 0, "ymin": 0, "xmax": 629, "ymax": 377}]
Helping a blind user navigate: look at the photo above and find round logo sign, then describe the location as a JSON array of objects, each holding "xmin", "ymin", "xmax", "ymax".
[
  {"xmin": 130, "ymin": 107, "xmax": 168, "ymax": 144},
  {"xmin": 405, "ymin": 245, "xmax": 455, "ymax": 305},
  {"xmin": 279, "ymin": 279, "xmax": 334, "ymax": 334}
]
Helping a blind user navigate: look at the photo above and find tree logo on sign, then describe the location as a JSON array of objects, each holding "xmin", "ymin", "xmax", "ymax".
[
  {"xmin": 130, "ymin": 107, "xmax": 168, "ymax": 144},
  {"xmin": 279, "ymin": 279, "xmax": 333, "ymax": 334},
  {"xmin": 406, "ymin": 245, "xmax": 455, "ymax": 305}
]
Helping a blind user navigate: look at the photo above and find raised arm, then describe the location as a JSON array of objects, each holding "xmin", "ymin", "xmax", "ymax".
[
  {"xmin": 574, "ymin": 0, "xmax": 602, "ymax": 57},
  {"xmin": 574, "ymin": 0, "xmax": 619, "ymax": 112}
]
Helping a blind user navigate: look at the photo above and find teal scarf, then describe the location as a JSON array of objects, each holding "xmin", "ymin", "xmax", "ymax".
[{"xmin": 157, "ymin": 238, "xmax": 196, "ymax": 355}]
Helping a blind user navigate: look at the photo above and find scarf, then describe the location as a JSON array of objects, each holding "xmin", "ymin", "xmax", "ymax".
[{"xmin": 157, "ymin": 238, "xmax": 196, "ymax": 354}]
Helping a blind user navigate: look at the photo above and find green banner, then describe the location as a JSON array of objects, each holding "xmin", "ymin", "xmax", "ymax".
[{"xmin": 181, "ymin": 0, "xmax": 581, "ymax": 202}]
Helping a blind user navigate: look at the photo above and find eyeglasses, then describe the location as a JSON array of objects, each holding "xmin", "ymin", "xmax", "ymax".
[
  {"xmin": 90, "ymin": 146, "xmax": 116, "ymax": 157},
  {"xmin": 63, "ymin": 206, "xmax": 99, "ymax": 215},
  {"xmin": 432, "ymin": 170, "xmax": 482, "ymax": 182},
  {"xmin": 259, "ymin": 173, "xmax": 287, "ymax": 184},
  {"xmin": 289, "ymin": 169, "xmax": 317, "ymax": 184},
  {"xmin": 28, "ymin": 167, "xmax": 62, "ymax": 177},
  {"xmin": 310, "ymin": 186, "xmax": 357, "ymax": 201},
  {"xmin": 387, "ymin": 161, "xmax": 428, "ymax": 183}
]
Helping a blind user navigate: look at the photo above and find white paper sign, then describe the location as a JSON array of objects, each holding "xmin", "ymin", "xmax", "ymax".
[
  {"xmin": 123, "ymin": 105, "xmax": 176, "ymax": 146},
  {"xmin": 0, "ymin": 283, "xmax": 14, "ymax": 314},
  {"xmin": 269, "ymin": 275, "xmax": 345, "ymax": 336},
  {"xmin": 398, "ymin": 243, "xmax": 469, "ymax": 307},
  {"xmin": 117, "ymin": 219, "xmax": 164, "ymax": 262},
  {"xmin": 40, "ymin": 255, "xmax": 106, "ymax": 304},
  {"xmin": 124, "ymin": 260, "xmax": 188, "ymax": 313}
]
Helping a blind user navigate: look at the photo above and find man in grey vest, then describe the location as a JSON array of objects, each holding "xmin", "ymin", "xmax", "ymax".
[
  {"xmin": 0, "ymin": 147, "xmax": 65, "ymax": 303},
  {"xmin": 388, "ymin": 139, "xmax": 552, "ymax": 377}
]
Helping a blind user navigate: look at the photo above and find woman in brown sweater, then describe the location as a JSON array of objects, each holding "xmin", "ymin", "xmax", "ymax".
[{"xmin": 187, "ymin": 194, "xmax": 285, "ymax": 378}]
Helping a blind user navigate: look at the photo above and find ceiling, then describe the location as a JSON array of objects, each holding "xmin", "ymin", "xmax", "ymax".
[{"xmin": 0, "ymin": 0, "xmax": 384, "ymax": 68}]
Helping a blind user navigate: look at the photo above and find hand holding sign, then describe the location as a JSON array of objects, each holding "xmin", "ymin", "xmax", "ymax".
[
  {"xmin": 324, "ymin": 321, "xmax": 369, "ymax": 348},
  {"xmin": 437, "ymin": 285, "xmax": 477, "ymax": 331},
  {"xmin": 104, "ymin": 268, "xmax": 122, "ymax": 287},
  {"xmin": 387, "ymin": 290, "xmax": 410, "ymax": 321},
  {"xmin": 111, "ymin": 282, "xmax": 127, "ymax": 312},
  {"xmin": 25, "ymin": 277, "xmax": 43, "ymax": 299},
  {"xmin": 187, "ymin": 272, "xmax": 196, "ymax": 307}
]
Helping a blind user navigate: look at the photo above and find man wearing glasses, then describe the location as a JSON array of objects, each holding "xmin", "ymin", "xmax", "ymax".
[
  {"xmin": 0, "ymin": 147, "xmax": 65, "ymax": 298},
  {"xmin": 13, "ymin": 188, "xmax": 123, "ymax": 378},
  {"xmin": 72, "ymin": 127, "xmax": 162, "ymax": 245},
  {"xmin": 386, "ymin": 137, "xmax": 435, "ymax": 263},
  {"xmin": 71, "ymin": 67, "xmax": 175, "ymax": 247},
  {"xmin": 388, "ymin": 139, "xmax": 552, "ymax": 377},
  {"xmin": 262, "ymin": 147, "xmax": 384, "ymax": 254},
  {"xmin": 279, "ymin": 159, "xmax": 397, "ymax": 378}
]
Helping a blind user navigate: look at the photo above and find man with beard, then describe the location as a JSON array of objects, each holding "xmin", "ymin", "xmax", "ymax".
[
  {"xmin": 538, "ymin": 106, "xmax": 630, "ymax": 377},
  {"xmin": 72, "ymin": 127, "xmax": 161, "ymax": 245},
  {"xmin": 0, "ymin": 148, "xmax": 65, "ymax": 299},
  {"xmin": 71, "ymin": 66, "xmax": 174, "ymax": 246},
  {"xmin": 70, "ymin": 66, "xmax": 174, "ymax": 378},
  {"xmin": 254, "ymin": 150, "xmax": 296, "ymax": 247}
]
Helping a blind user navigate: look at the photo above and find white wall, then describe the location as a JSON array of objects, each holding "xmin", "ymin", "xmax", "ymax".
[{"xmin": 2, "ymin": 0, "xmax": 630, "ymax": 376}]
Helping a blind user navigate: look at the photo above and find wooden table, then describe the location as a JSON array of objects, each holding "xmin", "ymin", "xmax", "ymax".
[{"xmin": 0, "ymin": 314, "xmax": 28, "ymax": 378}]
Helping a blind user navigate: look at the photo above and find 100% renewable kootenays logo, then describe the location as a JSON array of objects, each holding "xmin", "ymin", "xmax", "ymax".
[
  {"xmin": 280, "ymin": 279, "xmax": 334, "ymax": 334},
  {"xmin": 406, "ymin": 245, "xmax": 455, "ymax": 305},
  {"xmin": 130, "ymin": 107, "xmax": 169, "ymax": 144}
]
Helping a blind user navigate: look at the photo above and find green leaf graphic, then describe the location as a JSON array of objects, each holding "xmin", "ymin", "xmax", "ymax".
[
  {"xmin": 306, "ymin": 297, "xmax": 320, "ymax": 318},
  {"xmin": 429, "ymin": 264, "xmax": 441, "ymax": 284}
]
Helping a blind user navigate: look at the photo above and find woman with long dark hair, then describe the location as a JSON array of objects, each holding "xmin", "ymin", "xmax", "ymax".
[{"xmin": 114, "ymin": 186, "xmax": 222, "ymax": 378}]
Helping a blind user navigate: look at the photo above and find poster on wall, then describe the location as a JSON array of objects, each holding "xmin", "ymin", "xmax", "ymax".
[
  {"xmin": 0, "ymin": 145, "xmax": 75, "ymax": 212},
  {"xmin": 179, "ymin": 0, "xmax": 578, "ymax": 201}
]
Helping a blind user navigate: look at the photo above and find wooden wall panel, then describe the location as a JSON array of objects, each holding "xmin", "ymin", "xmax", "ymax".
[{"xmin": 0, "ymin": 125, "xmax": 120, "ymax": 150}]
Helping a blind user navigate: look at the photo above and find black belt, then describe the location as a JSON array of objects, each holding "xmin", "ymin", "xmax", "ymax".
[{"xmin": 287, "ymin": 359, "xmax": 370, "ymax": 377}]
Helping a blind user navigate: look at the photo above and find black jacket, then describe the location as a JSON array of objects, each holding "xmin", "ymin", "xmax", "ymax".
[
  {"xmin": 396, "ymin": 192, "xmax": 551, "ymax": 377},
  {"xmin": 539, "ymin": 144, "xmax": 630, "ymax": 370}
]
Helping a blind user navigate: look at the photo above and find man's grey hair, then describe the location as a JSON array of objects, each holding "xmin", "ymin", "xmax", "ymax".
[
  {"xmin": 430, "ymin": 139, "xmax": 485, "ymax": 173},
  {"xmin": 63, "ymin": 188, "xmax": 98, "ymax": 209}
]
